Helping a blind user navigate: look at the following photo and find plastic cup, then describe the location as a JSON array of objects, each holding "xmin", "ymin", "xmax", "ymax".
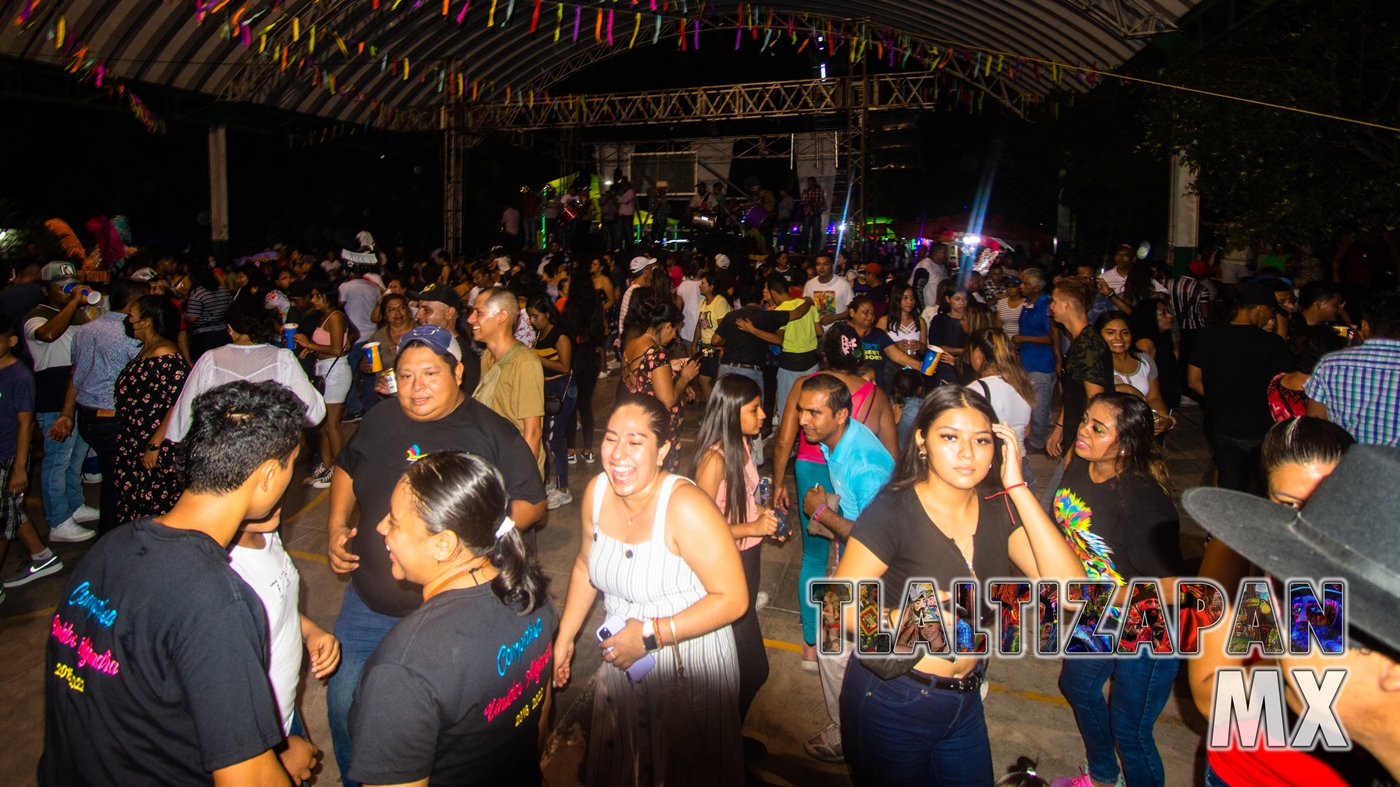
[
  {"xmin": 363, "ymin": 342, "xmax": 383, "ymax": 372},
  {"xmin": 62, "ymin": 282, "xmax": 102, "ymax": 305},
  {"xmin": 920, "ymin": 347, "xmax": 945, "ymax": 376},
  {"xmin": 283, "ymin": 324, "xmax": 298, "ymax": 350}
]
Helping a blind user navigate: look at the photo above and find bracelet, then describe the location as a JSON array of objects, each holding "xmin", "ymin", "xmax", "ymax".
[
  {"xmin": 1003, "ymin": 482, "xmax": 1028, "ymax": 493},
  {"xmin": 654, "ymin": 618, "xmax": 665, "ymax": 648},
  {"xmin": 147, "ymin": 443, "xmax": 160, "ymax": 452},
  {"xmin": 811, "ymin": 504, "xmax": 828, "ymax": 525},
  {"xmin": 667, "ymin": 616, "xmax": 680, "ymax": 648}
]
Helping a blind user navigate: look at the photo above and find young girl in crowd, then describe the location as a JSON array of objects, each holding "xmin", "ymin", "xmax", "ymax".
[
  {"xmin": 527, "ymin": 293, "xmax": 577, "ymax": 510},
  {"xmin": 562, "ymin": 261, "xmax": 607, "ymax": 465},
  {"xmin": 553, "ymin": 394, "xmax": 747, "ymax": 785},
  {"xmin": 293, "ymin": 282, "xmax": 351, "ymax": 488},
  {"xmin": 877, "ymin": 281, "xmax": 927, "ymax": 390},
  {"xmin": 890, "ymin": 368, "xmax": 925, "ymax": 451},
  {"xmin": 1049, "ymin": 393, "xmax": 1184, "ymax": 787},
  {"xmin": 693, "ymin": 374, "xmax": 782, "ymax": 721},
  {"xmin": 965, "ymin": 328, "xmax": 1036, "ymax": 486},
  {"xmin": 1190, "ymin": 416, "xmax": 1378, "ymax": 787},
  {"xmin": 348, "ymin": 452, "xmax": 556, "ymax": 787},
  {"xmin": 1096, "ymin": 311, "xmax": 1175, "ymax": 434},
  {"xmin": 834, "ymin": 385, "xmax": 1085, "ymax": 785}
]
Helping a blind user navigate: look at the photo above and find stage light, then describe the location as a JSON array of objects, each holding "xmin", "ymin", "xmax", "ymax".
[
  {"xmin": 962, "ymin": 234, "xmax": 981, "ymax": 247},
  {"xmin": 1137, "ymin": 242, "xmax": 1151, "ymax": 259},
  {"xmin": 820, "ymin": 63, "xmax": 827, "ymax": 80}
]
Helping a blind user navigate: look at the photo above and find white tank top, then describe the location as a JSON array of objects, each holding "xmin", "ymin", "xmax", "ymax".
[
  {"xmin": 886, "ymin": 316, "xmax": 921, "ymax": 344},
  {"xmin": 996, "ymin": 299, "xmax": 1023, "ymax": 337}
]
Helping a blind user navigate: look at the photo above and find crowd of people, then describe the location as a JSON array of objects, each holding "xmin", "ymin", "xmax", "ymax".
[{"xmin": 2, "ymin": 224, "xmax": 1398, "ymax": 786}]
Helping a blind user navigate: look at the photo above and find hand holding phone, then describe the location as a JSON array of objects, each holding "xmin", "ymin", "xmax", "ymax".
[{"xmin": 597, "ymin": 616, "xmax": 655, "ymax": 682}]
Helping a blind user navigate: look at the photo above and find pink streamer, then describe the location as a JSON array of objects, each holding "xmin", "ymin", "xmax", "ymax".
[
  {"xmin": 734, "ymin": 25, "xmax": 740, "ymax": 49},
  {"xmin": 607, "ymin": 8, "xmax": 613, "ymax": 45},
  {"xmin": 572, "ymin": 5, "xmax": 580, "ymax": 41},
  {"xmin": 456, "ymin": 1, "xmax": 469, "ymax": 23}
]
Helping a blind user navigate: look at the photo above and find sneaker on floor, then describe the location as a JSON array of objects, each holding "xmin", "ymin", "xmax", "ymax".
[
  {"xmin": 546, "ymin": 488, "xmax": 574, "ymax": 510},
  {"xmin": 309, "ymin": 465, "xmax": 334, "ymax": 489},
  {"xmin": 49, "ymin": 518, "xmax": 97, "ymax": 543},
  {"xmin": 801, "ymin": 658, "xmax": 819, "ymax": 673},
  {"xmin": 1049, "ymin": 768, "xmax": 1124, "ymax": 787},
  {"xmin": 3, "ymin": 553, "xmax": 64, "ymax": 588},
  {"xmin": 303, "ymin": 463, "xmax": 326, "ymax": 486},
  {"xmin": 72, "ymin": 504, "xmax": 100, "ymax": 523},
  {"xmin": 804, "ymin": 723, "xmax": 844, "ymax": 763},
  {"xmin": 342, "ymin": 411, "xmax": 364, "ymax": 424},
  {"xmin": 583, "ymin": 451, "xmax": 596, "ymax": 464},
  {"xmin": 598, "ymin": 369, "xmax": 611, "ymax": 379},
  {"xmin": 82, "ymin": 472, "xmax": 102, "ymax": 485},
  {"xmin": 755, "ymin": 591, "xmax": 770, "ymax": 611},
  {"xmin": 567, "ymin": 453, "xmax": 578, "ymax": 465}
]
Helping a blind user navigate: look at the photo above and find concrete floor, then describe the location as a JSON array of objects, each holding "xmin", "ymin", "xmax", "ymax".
[{"xmin": 0, "ymin": 377, "xmax": 1221, "ymax": 786}]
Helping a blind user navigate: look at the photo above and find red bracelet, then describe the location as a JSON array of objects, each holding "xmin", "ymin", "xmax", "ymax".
[{"xmin": 1003, "ymin": 482, "xmax": 1028, "ymax": 493}]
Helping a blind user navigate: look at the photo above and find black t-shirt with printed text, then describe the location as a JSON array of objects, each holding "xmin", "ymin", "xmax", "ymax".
[
  {"xmin": 348, "ymin": 585, "xmax": 558, "ymax": 786},
  {"xmin": 336, "ymin": 396, "xmax": 547, "ymax": 618},
  {"xmin": 40, "ymin": 518, "xmax": 283, "ymax": 785}
]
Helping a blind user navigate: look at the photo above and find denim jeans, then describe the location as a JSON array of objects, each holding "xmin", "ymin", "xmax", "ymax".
[
  {"xmin": 327, "ymin": 581, "xmax": 403, "ymax": 787},
  {"xmin": 1059, "ymin": 652, "xmax": 1179, "ymax": 787},
  {"xmin": 775, "ymin": 365, "xmax": 817, "ymax": 427},
  {"xmin": 36, "ymin": 412, "xmax": 87, "ymax": 526},
  {"xmin": 77, "ymin": 407, "xmax": 121, "ymax": 537},
  {"xmin": 1027, "ymin": 370, "xmax": 1056, "ymax": 450},
  {"xmin": 841, "ymin": 656, "xmax": 994, "ymax": 787},
  {"xmin": 346, "ymin": 341, "xmax": 374, "ymax": 416},
  {"xmin": 544, "ymin": 376, "xmax": 578, "ymax": 490},
  {"xmin": 1203, "ymin": 762, "xmax": 1232, "ymax": 787},
  {"xmin": 796, "ymin": 458, "xmax": 832, "ymax": 646}
]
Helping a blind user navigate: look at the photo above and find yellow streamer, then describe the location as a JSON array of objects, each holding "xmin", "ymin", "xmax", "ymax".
[
  {"xmin": 292, "ymin": 17, "xmax": 299, "ymax": 41},
  {"xmin": 554, "ymin": 2, "xmax": 562, "ymax": 42},
  {"xmin": 402, "ymin": 57, "xmax": 410, "ymax": 80},
  {"xmin": 488, "ymin": 0, "xmax": 497, "ymax": 26},
  {"xmin": 259, "ymin": 34, "xmax": 267, "ymax": 53},
  {"xmin": 335, "ymin": 33, "xmax": 348, "ymax": 56},
  {"xmin": 630, "ymin": 11, "xmax": 640, "ymax": 48},
  {"xmin": 309, "ymin": 24, "xmax": 315, "ymax": 53},
  {"xmin": 55, "ymin": 15, "xmax": 65, "ymax": 48}
]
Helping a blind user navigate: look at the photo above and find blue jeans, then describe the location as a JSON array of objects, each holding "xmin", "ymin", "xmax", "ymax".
[
  {"xmin": 1203, "ymin": 762, "xmax": 1232, "ymax": 787},
  {"xmin": 796, "ymin": 458, "xmax": 832, "ymax": 646},
  {"xmin": 1027, "ymin": 370, "xmax": 1056, "ymax": 450},
  {"xmin": 841, "ymin": 656, "xmax": 994, "ymax": 786},
  {"xmin": 774, "ymin": 365, "xmax": 816, "ymax": 426},
  {"xmin": 36, "ymin": 412, "xmax": 87, "ymax": 526},
  {"xmin": 327, "ymin": 581, "xmax": 403, "ymax": 787},
  {"xmin": 717, "ymin": 364, "xmax": 764, "ymax": 399},
  {"xmin": 545, "ymin": 376, "xmax": 578, "ymax": 490},
  {"xmin": 1059, "ymin": 652, "xmax": 1179, "ymax": 787}
]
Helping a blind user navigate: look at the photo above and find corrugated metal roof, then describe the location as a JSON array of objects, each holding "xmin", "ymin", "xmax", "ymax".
[{"xmin": 1, "ymin": 0, "xmax": 1202, "ymax": 126}]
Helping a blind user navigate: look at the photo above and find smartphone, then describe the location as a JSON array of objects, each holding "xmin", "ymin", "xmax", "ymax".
[{"xmin": 597, "ymin": 616, "xmax": 655, "ymax": 682}]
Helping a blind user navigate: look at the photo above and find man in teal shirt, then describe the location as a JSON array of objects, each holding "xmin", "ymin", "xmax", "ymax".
[{"xmin": 797, "ymin": 373, "xmax": 895, "ymax": 764}]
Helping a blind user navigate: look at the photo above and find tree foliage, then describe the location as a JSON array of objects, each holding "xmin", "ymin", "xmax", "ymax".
[{"xmin": 1141, "ymin": 0, "xmax": 1400, "ymax": 246}]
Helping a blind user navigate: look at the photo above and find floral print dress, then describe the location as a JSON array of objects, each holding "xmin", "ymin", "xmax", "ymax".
[
  {"xmin": 113, "ymin": 353, "xmax": 190, "ymax": 523},
  {"xmin": 624, "ymin": 344, "xmax": 683, "ymax": 472}
]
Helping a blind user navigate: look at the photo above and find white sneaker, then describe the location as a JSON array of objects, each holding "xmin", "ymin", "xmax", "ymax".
[
  {"xmin": 82, "ymin": 472, "xmax": 102, "ymax": 485},
  {"xmin": 755, "ymin": 591, "xmax": 770, "ymax": 611},
  {"xmin": 546, "ymin": 488, "xmax": 573, "ymax": 510},
  {"xmin": 303, "ymin": 463, "xmax": 327, "ymax": 486},
  {"xmin": 309, "ymin": 466, "xmax": 334, "ymax": 489},
  {"xmin": 72, "ymin": 504, "xmax": 100, "ymax": 524},
  {"xmin": 48, "ymin": 518, "xmax": 96, "ymax": 543}
]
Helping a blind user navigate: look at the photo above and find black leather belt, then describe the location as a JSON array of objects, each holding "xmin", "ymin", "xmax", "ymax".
[
  {"xmin": 722, "ymin": 362, "xmax": 762, "ymax": 370},
  {"xmin": 904, "ymin": 665, "xmax": 984, "ymax": 693}
]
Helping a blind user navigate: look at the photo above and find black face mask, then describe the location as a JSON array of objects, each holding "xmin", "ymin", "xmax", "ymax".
[{"xmin": 123, "ymin": 319, "xmax": 137, "ymax": 340}]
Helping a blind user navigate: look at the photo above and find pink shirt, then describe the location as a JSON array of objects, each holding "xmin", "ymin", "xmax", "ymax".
[{"xmin": 712, "ymin": 444, "xmax": 762, "ymax": 551}]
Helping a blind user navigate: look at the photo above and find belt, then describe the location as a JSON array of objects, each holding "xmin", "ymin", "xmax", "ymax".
[
  {"xmin": 722, "ymin": 362, "xmax": 762, "ymax": 370},
  {"xmin": 904, "ymin": 665, "xmax": 984, "ymax": 693}
]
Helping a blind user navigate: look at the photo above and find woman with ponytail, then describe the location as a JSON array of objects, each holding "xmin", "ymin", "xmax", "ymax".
[{"xmin": 347, "ymin": 451, "xmax": 556, "ymax": 787}]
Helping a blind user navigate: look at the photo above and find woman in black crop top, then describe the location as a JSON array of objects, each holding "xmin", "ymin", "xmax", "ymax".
[{"xmin": 835, "ymin": 386, "xmax": 1086, "ymax": 786}]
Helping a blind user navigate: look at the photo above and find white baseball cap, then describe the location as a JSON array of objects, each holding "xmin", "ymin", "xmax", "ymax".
[
  {"xmin": 714, "ymin": 254, "xmax": 730, "ymax": 270},
  {"xmin": 630, "ymin": 256, "xmax": 653, "ymax": 274}
]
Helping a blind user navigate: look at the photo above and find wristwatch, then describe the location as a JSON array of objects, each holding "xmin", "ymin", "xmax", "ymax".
[
  {"xmin": 147, "ymin": 443, "xmax": 160, "ymax": 452},
  {"xmin": 641, "ymin": 619, "xmax": 660, "ymax": 652}
]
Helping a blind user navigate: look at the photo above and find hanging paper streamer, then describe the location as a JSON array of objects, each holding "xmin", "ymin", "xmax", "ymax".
[
  {"xmin": 504, "ymin": 0, "xmax": 514, "ymax": 24},
  {"xmin": 572, "ymin": 4, "xmax": 581, "ymax": 41},
  {"xmin": 678, "ymin": 17, "xmax": 685, "ymax": 50},
  {"xmin": 653, "ymin": 13, "xmax": 660, "ymax": 44},
  {"xmin": 488, "ymin": 0, "xmax": 496, "ymax": 26},
  {"xmin": 630, "ymin": 11, "xmax": 640, "ymax": 47},
  {"xmin": 607, "ymin": 8, "xmax": 613, "ymax": 45},
  {"xmin": 692, "ymin": 16, "xmax": 699, "ymax": 48},
  {"xmin": 456, "ymin": 0, "xmax": 469, "ymax": 23},
  {"xmin": 554, "ymin": 2, "xmax": 562, "ymax": 41},
  {"xmin": 55, "ymin": 14, "xmax": 64, "ymax": 47},
  {"xmin": 15, "ymin": 0, "xmax": 42, "ymax": 28},
  {"xmin": 594, "ymin": 7, "xmax": 602, "ymax": 42},
  {"xmin": 529, "ymin": 0, "xmax": 540, "ymax": 32}
]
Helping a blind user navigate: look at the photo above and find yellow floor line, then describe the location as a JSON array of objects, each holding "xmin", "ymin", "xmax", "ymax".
[
  {"xmin": 2, "ymin": 605, "xmax": 56, "ymax": 622},
  {"xmin": 285, "ymin": 489, "xmax": 329, "ymax": 525},
  {"xmin": 289, "ymin": 549, "xmax": 330, "ymax": 564}
]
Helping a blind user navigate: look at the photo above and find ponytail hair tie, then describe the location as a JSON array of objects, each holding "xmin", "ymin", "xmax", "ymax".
[{"xmin": 495, "ymin": 517, "xmax": 516, "ymax": 539}]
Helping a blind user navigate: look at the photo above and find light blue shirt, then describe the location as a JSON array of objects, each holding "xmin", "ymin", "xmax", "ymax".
[
  {"xmin": 70, "ymin": 311, "xmax": 140, "ymax": 410},
  {"xmin": 818, "ymin": 418, "xmax": 895, "ymax": 521}
]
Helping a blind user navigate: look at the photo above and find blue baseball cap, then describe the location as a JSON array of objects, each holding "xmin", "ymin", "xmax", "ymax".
[{"xmin": 396, "ymin": 324, "xmax": 454, "ymax": 356}]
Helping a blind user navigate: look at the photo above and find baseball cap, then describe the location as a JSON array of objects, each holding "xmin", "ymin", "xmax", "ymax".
[
  {"xmin": 1238, "ymin": 284, "xmax": 1280, "ymax": 307},
  {"xmin": 714, "ymin": 254, "xmax": 730, "ymax": 270},
  {"xmin": 128, "ymin": 267, "xmax": 158, "ymax": 282},
  {"xmin": 630, "ymin": 256, "xmax": 653, "ymax": 274},
  {"xmin": 397, "ymin": 324, "xmax": 454, "ymax": 356},
  {"xmin": 409, "ymin": 282, "xmax": 462, "ymax": 310},
  {"xmin": 864, "ymin": 263, "xmax": 883, "ymax": 274},
  {"xmin": 1188, "ymin": 260, "xmax": 1210, "ymax": 276},
  {"xmin": 40, "ymin": 261, "xmax": 77, "ymax": 284}
]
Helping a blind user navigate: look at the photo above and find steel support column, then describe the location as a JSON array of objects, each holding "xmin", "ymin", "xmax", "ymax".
[
  {"xmin": 208, "ymin": 125, "xmax": 230, "ymax": 258},
  {"xmin": 442, "ymin": 107, "xmax": 463, "ymax": 256}
]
